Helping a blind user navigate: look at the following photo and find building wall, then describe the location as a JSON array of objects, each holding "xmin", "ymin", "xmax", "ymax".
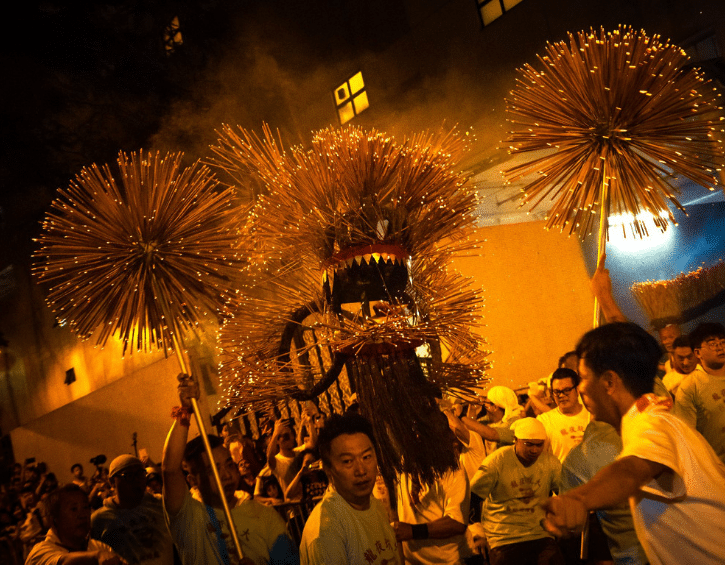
[
  {"xmin": 8, "ymin": 353, "xmax": 218, "ymax": 482},
  {"xmin": 456, "ymin": 222, "xmax": 593, "ymax": 390}
]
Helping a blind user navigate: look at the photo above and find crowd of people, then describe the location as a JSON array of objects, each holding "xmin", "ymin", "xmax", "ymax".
[{"xmin": 1, "ymin": 266, "xmax": 725, "ymax": 565}]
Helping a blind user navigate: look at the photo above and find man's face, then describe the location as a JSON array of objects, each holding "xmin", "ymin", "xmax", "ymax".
[
  {"xmin": 672, "ymin": 346, "xmax": 697, "ymax": 375},
  {"xmin": 551, "ymin": 377, "xmax": 579, "ymax": 412},
  {"xmin": 194, "ymin": 446, "xmax": 240, "ymax": 506},
  {"xmin": 482, "ymin": 399, "xmax": 503, "ymax": 421},
  {"xmin": 577, "ymin": 359, "xmax": 618, "ymax": 428},
  {"xmin": 112, "ymin": 466, "xmax": 147, "ymax": 507},
  {"xmin": 658, "ymin": 326, "xmax": 681, "ymax": 353},
  {"xmin": 54, "ymin": 491, "xmax": 91, "ymax": 546},
  {"xmin": 146, "ymin": 477, "xmax": 162, "ymax": 495},
  {"xmin": 277, "ymin": 427, "xmax": 295, "ymax": 450},
  {"xmin": 313, "ymin": 413, "xmax": 326, "ymax": 431},
  {"xmin": 237, "ymin": 458, "xmax": 250, "ymax": 476},
  {"xmin": 72, "ymin": 465, "xmax": 83, "ymax": 479},
  {"xmin": 514, "ymin": 438, "xmax": 545, "ymax": 466},
  {"xmin": 324, "ymin": 433, "xmax": 377, "ymax": 510},
  {"xmin": 695, "ymin": 336, "xmax": 725, "ymax": 371},
  {"xmin": 19, "ymin": 491, "xmax": 35, "ymax": 509}
]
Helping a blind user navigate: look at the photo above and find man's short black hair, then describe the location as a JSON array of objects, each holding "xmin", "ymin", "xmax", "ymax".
[
  {"xmin": 317, "ymin": 413, "xmax": 376, "ymax": 467},
  {"xmin": 70, "ymin": 463, "xmax": 82, "ymax": 473},
  {"xmin": 576, "ymin": 322, "xmax": 661, "ymax": 398},
  {"xmin": 48, "ymin": 484, "xmax": 86, "ymax": 524},
  {"xmin": 558, "ymin": 351, "xmax": 578, "ymax": 368},
  {"xmin": 183, "ymin": 434, "xmax": 224, "ymax": 474},
  {"xmin": 689, "ymin": 322, "xmax": 725, "ymax": 350},
  {"xmin": 672, "ymin": 335, "xmax": 692, "ymax": 350},
  {"xmin": 551, "ymin": 367, "xmax": 580, "ymax": 388}
]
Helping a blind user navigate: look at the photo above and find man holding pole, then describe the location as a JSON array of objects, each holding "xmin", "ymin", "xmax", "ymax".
[
  {"xmin": 542, "ymin": 322, "xmax": 725, "ymax": 565},
  {"xmin": 162, "ymin": 373, "xmax": 299, "ymax": 565}
]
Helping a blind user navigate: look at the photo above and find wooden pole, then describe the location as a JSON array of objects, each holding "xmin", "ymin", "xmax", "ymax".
[{"xmin": 593, "ymin": 166, "xmax": 609, "ymax": 328}]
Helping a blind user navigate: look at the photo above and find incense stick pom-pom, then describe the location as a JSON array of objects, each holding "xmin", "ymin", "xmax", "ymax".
[
  {"xmin": 33, "ymin": 150, "xmax": 243, "ymax": 353},
  {"xmin": 504, "ymin": 25, "xmax": 724, "ymax": 240}
]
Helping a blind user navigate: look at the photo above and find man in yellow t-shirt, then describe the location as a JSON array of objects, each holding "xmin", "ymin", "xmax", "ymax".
[{"xmin": 536, "ymin": 369, "xmax": 591, "ymax": 463}]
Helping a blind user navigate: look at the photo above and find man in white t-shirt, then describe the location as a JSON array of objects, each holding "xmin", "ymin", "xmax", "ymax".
[
  {"xmin": 471, "ymin": 418, "xmax": 563, "ymax": 565},
  {"xmin": 91, "ymin": 454, "xmax": 174, "ymax": 565},
  {"xmin": 543, "ymin": 322, "xmax": 725, "ymax": 565},
  {"xmin": 536, "ymin": 368, "xmax": 591, "ymax": 463},
  {"xmin": 661, "ymin": 335, "xmax": 697, "ymax": 395},
  {"xmin": 163, "ymin": 374, "xmax": 298, "ymax": 565},
  {"xmin": 299, "ymin": 412, "xmax": 400, "ymax": 565},
  {"xmin": 673, "ymin": 322, "xmax": 725, "ymax": 462},
  {"xmin": 460, "ymin": 386, "xmax": 523, "ymax": 457}
]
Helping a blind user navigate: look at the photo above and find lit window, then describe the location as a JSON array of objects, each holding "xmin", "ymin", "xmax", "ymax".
[
  {"xmin": 334, "ymin": 72, "xmax": 369, "ymax": 125},
  {"xmin": 164, "ymin": 16, "xmax": 183, "ymax": 55},
  {"xmin": 476, "ymin": 0, "xmax": 524, "ymax": 27}
]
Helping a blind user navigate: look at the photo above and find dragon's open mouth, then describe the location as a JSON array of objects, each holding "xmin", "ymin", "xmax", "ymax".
[{"xmin": 322, "ymin": 244, "xmax": 411, "ymax": 306}]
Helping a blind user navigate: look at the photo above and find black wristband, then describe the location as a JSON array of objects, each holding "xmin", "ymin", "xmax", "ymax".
[{"xmin": 411, "ymin": 523, "xmax": 429, "ymax": 540}]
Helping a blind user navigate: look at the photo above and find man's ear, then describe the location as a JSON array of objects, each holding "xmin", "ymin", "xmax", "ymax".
[{"xmin": 600, "ymin": 370, "xmax": 620, "ymax": 395}]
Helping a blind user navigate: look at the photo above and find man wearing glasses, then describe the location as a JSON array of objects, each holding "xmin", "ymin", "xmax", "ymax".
[
  {"xmin": 536, "ymin": 369, "xmax": 592, "ymax": 463},
  {"xmin": 91, "ymin": 454, "xmax": 175, "ymax": 565},
  {"xmin": 674, "ymin": 322, "xmax": 725, "ymax": 463}
]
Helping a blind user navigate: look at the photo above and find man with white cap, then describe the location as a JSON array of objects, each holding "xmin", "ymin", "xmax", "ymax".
[
  {"xmin": 91, "ymin": 454, "xmax": 175, "ymax": 565},
  {"xmin": 460, "ymin": 385, "xmax": 524, "ymax": 456},
  {"xmin": 470, "ymin": 417, "xmax": 563, "ymax": 565}
]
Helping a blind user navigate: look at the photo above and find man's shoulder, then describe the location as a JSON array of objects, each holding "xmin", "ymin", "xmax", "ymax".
[
  {"xmin": 234, "ymin": 497, "xmax": 287, "ymax": 527},
  {"xmin": 482, "ymin": 444, "xmax": 514, "ymax": 466},
  {"xmin": 680, "ymin": 368, "xmax": 710, "ymax": 388},
  {"xmin": 313, "ymin": 488, "xmax": 345, "ymax": 513},
  {"xmin": 538, "ymin": 449, "xmax": 562, "ymax": 470},
  {"xmin": 91, "ymin": 506, "xmax": 112, "ymax": 525},
  {"xmin": 311, "ymin": 489, "xmax": 379, "ymax": 521},
  {"xmin": 164, "ymin": 486, "xmax": 205, "ymax": 522},
  {"xmin": 91, "ymin": 501, "xmax": 120, "ymax": 527},
  {"xmin": 536, "ymin": 409, "xmax": 559, "ymax": 426},
  {"xmin": 623, "ymin": 402, "xmax": 683, "ymax": 442},
  {"xmin": 302, "ymin": 491, "xmax": 345, "ymax": 538}
]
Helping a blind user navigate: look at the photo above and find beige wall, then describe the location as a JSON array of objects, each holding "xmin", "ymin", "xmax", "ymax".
[
  {"xmin": 456, "ymin": 222, "xmax": 594, "ymax": 391},
  {"xmin": 9, "ymin": 354, "xmax": 218, "ymax": 483}
]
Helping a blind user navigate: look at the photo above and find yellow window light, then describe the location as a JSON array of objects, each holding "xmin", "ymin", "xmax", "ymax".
[
  {"xmin": 477, "ymin": 0, "xmax": 526, "ymax": 27},
  {"xmin": 335, "ymin": 72, "xmax": 369, "ymax": 124},
  {"xmin": 164, "ymin": 16, "xmax": 183, "ymax": 55}
]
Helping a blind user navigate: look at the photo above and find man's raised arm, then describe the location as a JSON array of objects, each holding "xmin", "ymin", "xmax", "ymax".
[{"xmin": 161, "ymin": 373, "xmax": 197, "ymax": 516}]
